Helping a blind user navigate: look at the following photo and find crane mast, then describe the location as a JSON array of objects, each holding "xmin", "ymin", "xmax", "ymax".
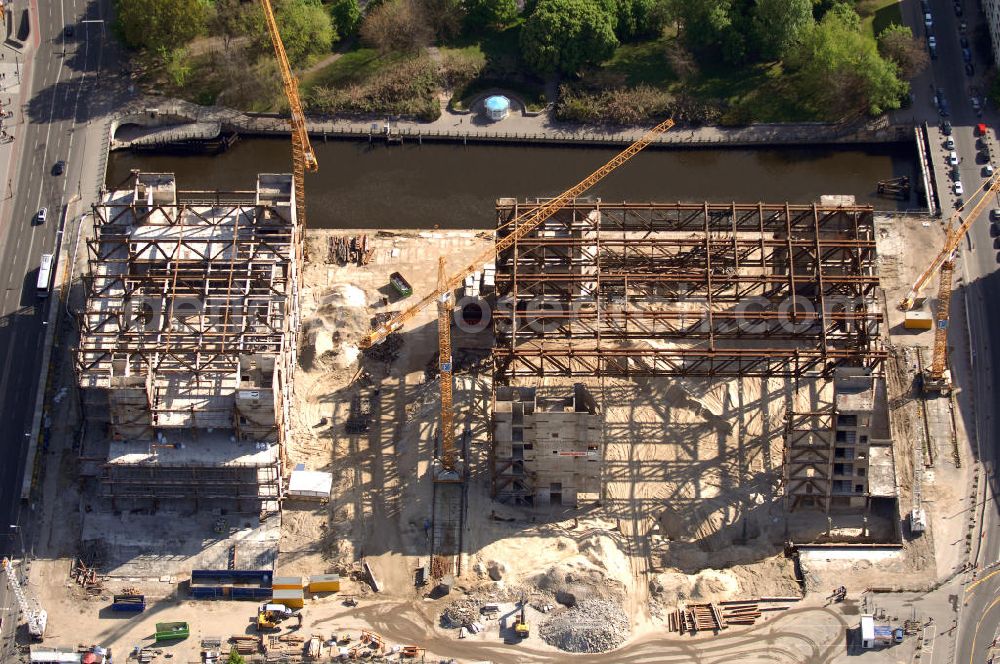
[
  {"xmin": 436, "ymin": 257, "xmax": 456, "ymax": 476},
  {"xmin": 3, "ymin": 557, "xmax": 45, "ymax": 640},
  {"xmin": 260, "ymin": 0, "xmax": 318, "ymax": 235},
  {"xmin": 360, "ymin": 118, "xmax": 676, "ymax": 349}
]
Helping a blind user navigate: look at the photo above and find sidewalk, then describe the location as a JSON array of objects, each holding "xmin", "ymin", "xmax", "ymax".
[{"xmin": 114, "ymin": 96, "xmax": 913, "ymax": 149}]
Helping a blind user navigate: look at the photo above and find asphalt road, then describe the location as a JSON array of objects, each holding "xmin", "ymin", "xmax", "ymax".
[
  {"xmin": 0, "ymin": 0, "xmax": 122, "ymax": 655},
  {"xmin": 907, "ymin": 0, "xmax": 1000, "ymax": 662}
]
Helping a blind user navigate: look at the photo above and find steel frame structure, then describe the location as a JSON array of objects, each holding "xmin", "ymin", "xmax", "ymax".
[
  {"xmin": 492, "ymin": 201, "xmax": 885, "ymax": 381},
  {"xmin": 77, "ymin": 174, "xmax": 299, "ymax": 455}
]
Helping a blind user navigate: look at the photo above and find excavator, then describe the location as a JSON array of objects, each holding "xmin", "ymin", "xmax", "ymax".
[
  {"xmin": 899, "ymin": 174, "xmax": 1000, "ymax": 393},
  {"xmin": 514, "ymin": 597, "xmax": 530, "ymax": 639}
]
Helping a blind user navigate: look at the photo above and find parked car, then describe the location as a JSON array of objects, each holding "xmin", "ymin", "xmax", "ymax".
[
  {"xmin": 955, "ymin": 2, "xmax": 963, "ymax": 16},
  {"xmin": 924, "ymin": 12, "xmax": 933, "ymax": 29},
  {"xmin": 960, "ymin": 21, "xmax": 968, "ymax": 33},
  {"xmin": 943, "ymin": 120, "xmax": 953, "ymax": 135},
  {"xmin": 945, "ymin": 137, "xmax": 955, "ymax": 150},
  {"xmin": 948, "ymin": 151, "xmax": 959, "ymax": 166},
  {"xmin": 929, "ymin": 36, "xmax": 938, "ymax": 49},
  {"xmin": 966, "ymin": 63, "xmax": 975, "ymax": 76},
  {"xmin": 963, "ymin": 48, "xmax": 973, "ymax": 63},
  {"xmin": 984, "ymin": 164, "xmax": 994, "ymax": 177},
  {"xmin": 961, "ymin": 36, "xmax": 970, "ymax": 48},
  {"xmin": 940, "ymin": 100, "xmax": 950, "ymax": 116},
  {"xmin": 990, "ymin": 208, "xmax": 1000, "ymax": 222},
  {"xmin": 921, "ymin": 0, "xmax": 930, "ymax": 10},
  {"xmin": 955, "ymin": 181, "xmax": 964, "ymax": 195}
]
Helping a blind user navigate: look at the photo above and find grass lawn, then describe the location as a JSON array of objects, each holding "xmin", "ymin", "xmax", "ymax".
[
  {"xmin": 300, "ymin": 48, "xmax": 407, "ymax": 93},
  {"xmin": 600, "ymin": 37, "xmax": 677, "ymax": 87},
  {"xmin": 856, "ymin": 0, "xmax": 904, "ymax": 39}
]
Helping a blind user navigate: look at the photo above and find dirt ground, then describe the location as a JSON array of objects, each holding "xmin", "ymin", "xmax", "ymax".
[{"xmin": 25, "ymin": 212, "xmax": 973, "ymax": 662}]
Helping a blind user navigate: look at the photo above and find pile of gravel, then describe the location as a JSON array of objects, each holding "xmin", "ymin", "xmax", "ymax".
[{"xmin": 539, "ymin": 598, "xmax": 630, "ymax": 653}]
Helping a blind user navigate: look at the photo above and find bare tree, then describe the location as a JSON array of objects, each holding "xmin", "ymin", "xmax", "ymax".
[{"xmin": 359, "ymin": 0, "xmax": 432, "ymax": 54}]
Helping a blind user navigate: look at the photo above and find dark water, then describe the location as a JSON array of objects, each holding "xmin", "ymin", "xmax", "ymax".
[{"xmin": 106, "ymin": 138, "xmax": 918, "ymax": 229}]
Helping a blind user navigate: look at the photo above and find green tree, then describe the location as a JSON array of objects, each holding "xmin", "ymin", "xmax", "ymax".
[
  {"xmin": 247, "ymin": 0, "xmax": 333, "ymax": 66},
  {"xmin": 752, "ymin": 0, "xmax": 813, "ymax": 60},
  {"xmin": 877, "ymin": 23, "xmax": 929, "ymax": 79},
  {"xmin": 420, "ymin": 0, "xmax": 466, "ymax": 39},
  {"xmin": 520, "ymin": 0, "xmax": 618, "ymax": 75},
  {"xmin": 610, "ymin": 0, "xmax": 661, "ymax": 41},
  {"xmin": 670, "ymin": 0, "xmax": 734, "ymax": 53},
  {"xmin": 328, "ymin": 0, "xmax": 362, "ymax": 38},
  {"xmin": 116, "ymin": 0, "xmax": 207, "ymax": 51},
  {"xmin": 227, "ymin": 651, "xmax": 246, "ymax": 664},
  {"xmin": 786, "ymin": 5, "xmax": 907, "ymax": 117},
  {"xmin": 463, "ymin": 0, "xmax": 518, "ymax": 31},
  {"xmin": 274, "ymin": 0, "xmax": 334, "ymax": 65}
]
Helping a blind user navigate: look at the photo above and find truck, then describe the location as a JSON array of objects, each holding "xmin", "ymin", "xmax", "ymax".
[{"xmin": 389, "ymin": 271, "xmax": 413, "ymax": 298}]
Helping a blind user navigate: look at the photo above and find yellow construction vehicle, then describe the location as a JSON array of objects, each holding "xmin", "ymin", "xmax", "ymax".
[
  {"xmin": 514, "ymin": 599, "xmax": 529, "ymax": 639},
  {"xmin": 899, "ymin": 174, "xmax": 1000, "ymax": 393},
  {"xmin": 256, "ymin": 603, "xmax": 293, "ymax": 631}
]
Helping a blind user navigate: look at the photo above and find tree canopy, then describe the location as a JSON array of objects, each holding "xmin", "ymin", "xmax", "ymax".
[
  {"xmin": 752, "ymin": 0, "xmax": 813, "ymax": 60},
  {"xmin": 786, "ymin": 5, "xmax": 907, "ymax": 118},
  {"xmin": 877, "ymin": 23, "xmax": 929, "ymax": 79},
  {"xmin": 360, "ymin": 0, "xmax": 433, "ymax": 54},
  {"xmin": 116, "ymin": 0, "xmax": 207, "ymax": 52},
  {"xmin": 463, "ymin": 0, "xmax": 519, "ymax": 32},
  {"xmin": 520, "ymin": 0, "xmax": 619, "ymax": 75},
  {"xmin": 328, "ymin": 0, "xmax": 362, "ymax": 38}
]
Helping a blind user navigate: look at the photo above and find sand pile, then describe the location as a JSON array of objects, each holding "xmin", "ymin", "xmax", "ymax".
[{"xmin": 302, "ymin": 284, "xmax": 370, "ymax": 370}]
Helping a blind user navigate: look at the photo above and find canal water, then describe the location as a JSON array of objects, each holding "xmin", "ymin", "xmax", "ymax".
[{"xmin": 106, "ymin": 138, "xmax": 918, "ymax": 229}]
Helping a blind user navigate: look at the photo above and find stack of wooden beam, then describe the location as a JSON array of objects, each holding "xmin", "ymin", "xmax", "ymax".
[
  {"xmin": 229, "ymin": 635, "xmax": 260, "ymax": 655},
  {"xmin": 721, "ymin": 602, "xmax": 761, "ymax": 625},
  {"xmin": 667, "ymin": 602, "xmax": 725, "ymax": 633}
]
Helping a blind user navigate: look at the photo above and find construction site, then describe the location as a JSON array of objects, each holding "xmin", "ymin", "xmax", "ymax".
[{"xmin": 1, "ymin": 6, "xmax": 981, "ymax": 662}]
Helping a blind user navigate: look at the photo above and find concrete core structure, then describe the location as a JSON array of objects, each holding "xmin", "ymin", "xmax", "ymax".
[
  {"xmin": 492, "ymin": 383, "xmax": 601, "ymax": 506},
  {"xmin": 76, "ymin": 172, "xmax": 300, "ymax": 512},
  {"xmin": 784, "ymin": 367, "xmax": 895, "ymax": 512}
]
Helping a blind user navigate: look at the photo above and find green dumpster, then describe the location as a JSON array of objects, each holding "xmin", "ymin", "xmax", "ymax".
[{"xmin": 154, "ymin": 621, "xmax": 190, "ymax": 642}]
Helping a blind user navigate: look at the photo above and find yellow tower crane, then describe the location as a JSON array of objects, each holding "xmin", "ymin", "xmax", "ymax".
[
  {"xmin": 899, "ymin": 174, "xmax": 1000, "ymax": 392},
  {"xmin": 436, "ymin": 257, "xmax": 457, "ymax": 477},
  {"xmin": 260, "ymin": 0, "xmax": 318, "ymax": 233},
  {"xmin": 360, "ymin": 119, "xmax": 676, "ymax": 476}
]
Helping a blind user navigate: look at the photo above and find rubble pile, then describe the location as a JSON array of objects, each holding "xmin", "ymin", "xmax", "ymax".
[{"xmin": 539, "ymin": 598, "xmax": 631, "ymax": 653}]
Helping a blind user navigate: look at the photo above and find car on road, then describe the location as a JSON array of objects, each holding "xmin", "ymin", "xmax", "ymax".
[
  {"xmin": 963, "ymin": 48, "xmax": 973, "ymax": 63},
  {"xmin": 960, "ymin": 20, "xmax": 968, "ymax": 33},
  {"xmin": 948, "ymin": 151, "xmax": 959, "ymax": 166},
  {"xmin": 955, "ymin": 181, "xmax": 964, "ymax": 195},
  {"xmin": 945, "ymin": 137, "xmax": 955, "ymax": 149},
  {"xmin": 63, "ymin": 25, "xmax": 74, "ymax": 38},
  {"xmin": 35, "ymin": 208, "xmax": 46, "ymax": 224},
  {"xmin": 51, "ymin": 160, "xmax": 64, "ymax": 176},
  {"xmin": 985, "ymin": 164, "xmax": 994, "ymax": 177},
  {"xmin": 943, "ymin": 120, "xmax": 953, "ymax": 135},
  {"xmin": 966, "ymin": 63, "xmax": 975, "ymax": 76},
  {"xmin": 972, "ymin": 97, "xmax": 982, "ymax": 112},
  {"xmin": 924, "ymin": 12, "xmax": 933, "ymax": 29}
]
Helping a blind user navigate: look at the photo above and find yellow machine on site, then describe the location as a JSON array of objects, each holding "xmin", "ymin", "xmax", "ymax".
[
  {"xmin": 257, "ymin": 603, "xmax": 293, "ymax": 631},
  {"xmin": 514, "ymin": 600, "xmax": 530, "ymax": 639}
]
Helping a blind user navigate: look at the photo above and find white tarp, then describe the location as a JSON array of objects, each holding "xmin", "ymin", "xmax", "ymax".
[{"xmin": 288, "ymin": 467, "xmax": 332, "ymax": 499}]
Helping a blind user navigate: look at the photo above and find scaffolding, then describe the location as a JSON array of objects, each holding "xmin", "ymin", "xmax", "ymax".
[
  {"xmin": 76, "ymin": 172, "xmax": 299, "ymax": 510},
  {"xmin": 493, "ymin": 200, "xmax": 885, "ymax": 381}
]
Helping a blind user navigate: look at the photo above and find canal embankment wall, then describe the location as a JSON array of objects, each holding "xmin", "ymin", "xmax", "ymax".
[{"xmin": 109, "ymin": 98, "xmax": 915, "ymax": 151}]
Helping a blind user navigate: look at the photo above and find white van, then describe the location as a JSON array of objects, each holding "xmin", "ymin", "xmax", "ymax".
[{"xmin": 36, "ymin": 253, "xmax": 53, "ymax": 298}]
